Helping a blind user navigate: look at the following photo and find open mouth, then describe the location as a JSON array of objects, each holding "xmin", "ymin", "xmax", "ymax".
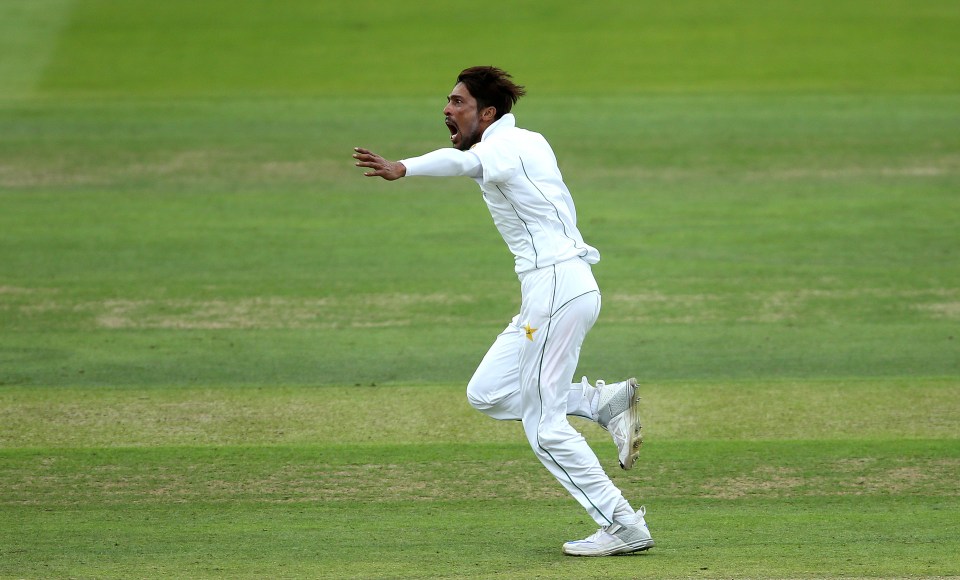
[{"xmin": 445, "ymin": 117, "xmax": 459, "ymax": 143}]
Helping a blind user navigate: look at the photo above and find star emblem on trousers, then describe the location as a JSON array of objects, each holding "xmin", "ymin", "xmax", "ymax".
[{"xmin": 523, "ymin": 322, "xmax": 538, "ymax": 341}]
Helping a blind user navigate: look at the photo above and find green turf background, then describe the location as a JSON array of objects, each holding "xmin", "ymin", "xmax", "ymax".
[{"xmin": 2, "ymin": 0, "xmax": 959, "ymax": 578}]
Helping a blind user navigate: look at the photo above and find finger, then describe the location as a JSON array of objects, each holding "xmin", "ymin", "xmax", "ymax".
[{"xmin": 354, "ymin": 153, "xmax": 381, "ymax": 164}]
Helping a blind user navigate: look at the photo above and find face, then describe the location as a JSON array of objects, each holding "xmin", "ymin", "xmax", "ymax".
[{"xmin": 443, "ymin": 82, "xmax": 494, "ymax": 151}]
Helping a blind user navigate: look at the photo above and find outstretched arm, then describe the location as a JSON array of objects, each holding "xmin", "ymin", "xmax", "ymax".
[
  {"xmin": 354, "ymin": 147, "xmax": 483, "ymax": 181},
  {"xmin": 353, "ymin": 147, "xmax": 407, "ymax": 180}
]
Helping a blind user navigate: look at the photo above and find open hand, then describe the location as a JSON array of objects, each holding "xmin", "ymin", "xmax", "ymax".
[{"xmin": 353, "ymin": 147, "xmax": 406, "ymax": 180}]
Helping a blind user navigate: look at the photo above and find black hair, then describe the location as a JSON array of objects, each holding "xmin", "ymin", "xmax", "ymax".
[{"xmin": 456, "ymin": 66, "xmax": 526, "ymax": 119}]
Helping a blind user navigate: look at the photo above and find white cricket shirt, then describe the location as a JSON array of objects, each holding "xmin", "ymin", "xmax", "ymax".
[{"xmin": 402, "ymin": 113, "xmax": 600, "ymax": 274}]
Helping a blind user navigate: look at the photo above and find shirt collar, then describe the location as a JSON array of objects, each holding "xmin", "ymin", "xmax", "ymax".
[{"xmin": 480, "ymin": 113, "xmax": 515, "ymax": 142}]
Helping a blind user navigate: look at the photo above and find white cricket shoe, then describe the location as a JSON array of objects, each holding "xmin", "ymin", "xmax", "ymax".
[
  {"xmin": 562, "ymin": 507, "xmax": 655, "ymax": 557},
  {"xmin": 595, "ymin": 377, "xmax": 636, "ymax": 428},
  {"xmin": 596, "ymin": 378, "xmax": 643, "ymax": 470}
]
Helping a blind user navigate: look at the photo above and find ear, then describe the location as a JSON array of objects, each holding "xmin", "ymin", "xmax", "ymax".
[{"xmin": 480, "ymin": 106, "xmax": 497, "ymax": 121}]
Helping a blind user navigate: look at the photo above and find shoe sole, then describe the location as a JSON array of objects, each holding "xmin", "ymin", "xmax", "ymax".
[
  {"xmin": 563, "ymin": 538, "xmax": 655, "ymax": 557},
  {"xmin": 620, "ymin": 378, "xmax": 643, "ymax": 470}
]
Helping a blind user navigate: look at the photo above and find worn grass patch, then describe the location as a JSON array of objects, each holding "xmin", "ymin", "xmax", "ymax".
[
  {"xmin": 5, "ymin": 288, "xmax": 960, "ymax": 329},
  {"xmin": 3, "ymin": 441, "xmax": 958, "ymax": 507},
  {"xmin": 2, "ymin": 440, "xmax": 959, "ymax": 578},
  {"xmin": 2, "ymin": 380, "xmax": 958, "ymax": 577},
  {"xmin": 2, "ymin": 381, "xmax": 957, "ymax": 577},
  {"xmin": 2, "ymin": 379, "xmax": 958, "ymax": 448}
]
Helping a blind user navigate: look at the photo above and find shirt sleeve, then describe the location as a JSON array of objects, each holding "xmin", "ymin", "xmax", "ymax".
[
  {"xmin": 470, "ymin": 135, "xmax": 520, "ymax": 185},
  {"xmin": 400, "ymin": 149, "xmax": 482, "ymax": 178}
]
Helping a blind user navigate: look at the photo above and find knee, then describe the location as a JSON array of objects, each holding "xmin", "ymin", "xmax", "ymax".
[{"xmin": 466, "ymin": 376, "xmax": 493, "ymax": 412}]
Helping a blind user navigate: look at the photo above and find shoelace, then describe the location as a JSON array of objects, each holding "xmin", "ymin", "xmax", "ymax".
[{"xmin": 583, "ymin": 527, "xmax": 612, "ymax": 543}]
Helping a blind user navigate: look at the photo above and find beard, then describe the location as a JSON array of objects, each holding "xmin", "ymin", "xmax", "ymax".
[
  {"xmin": 448, "ymin": 115, "xmax": 483, "ymax": 151},
  {"xmin": 455, "ymin": 125, "xmax": 482, "ymax": 151}
]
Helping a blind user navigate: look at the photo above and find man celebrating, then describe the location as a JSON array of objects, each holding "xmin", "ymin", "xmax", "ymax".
[{"xmin": 353, "ymin": 66, "xmax": 654, "ymax": 557}]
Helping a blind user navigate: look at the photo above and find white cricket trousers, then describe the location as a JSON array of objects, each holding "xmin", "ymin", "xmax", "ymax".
[{"xmin": 466, "ymin": 258, "xmax": 627, "ymax": 526}]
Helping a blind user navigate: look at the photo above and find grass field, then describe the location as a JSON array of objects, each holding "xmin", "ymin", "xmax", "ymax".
[{"xmin": 2, "ymin": 0, "xmax": 959, "ymax": 578}]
